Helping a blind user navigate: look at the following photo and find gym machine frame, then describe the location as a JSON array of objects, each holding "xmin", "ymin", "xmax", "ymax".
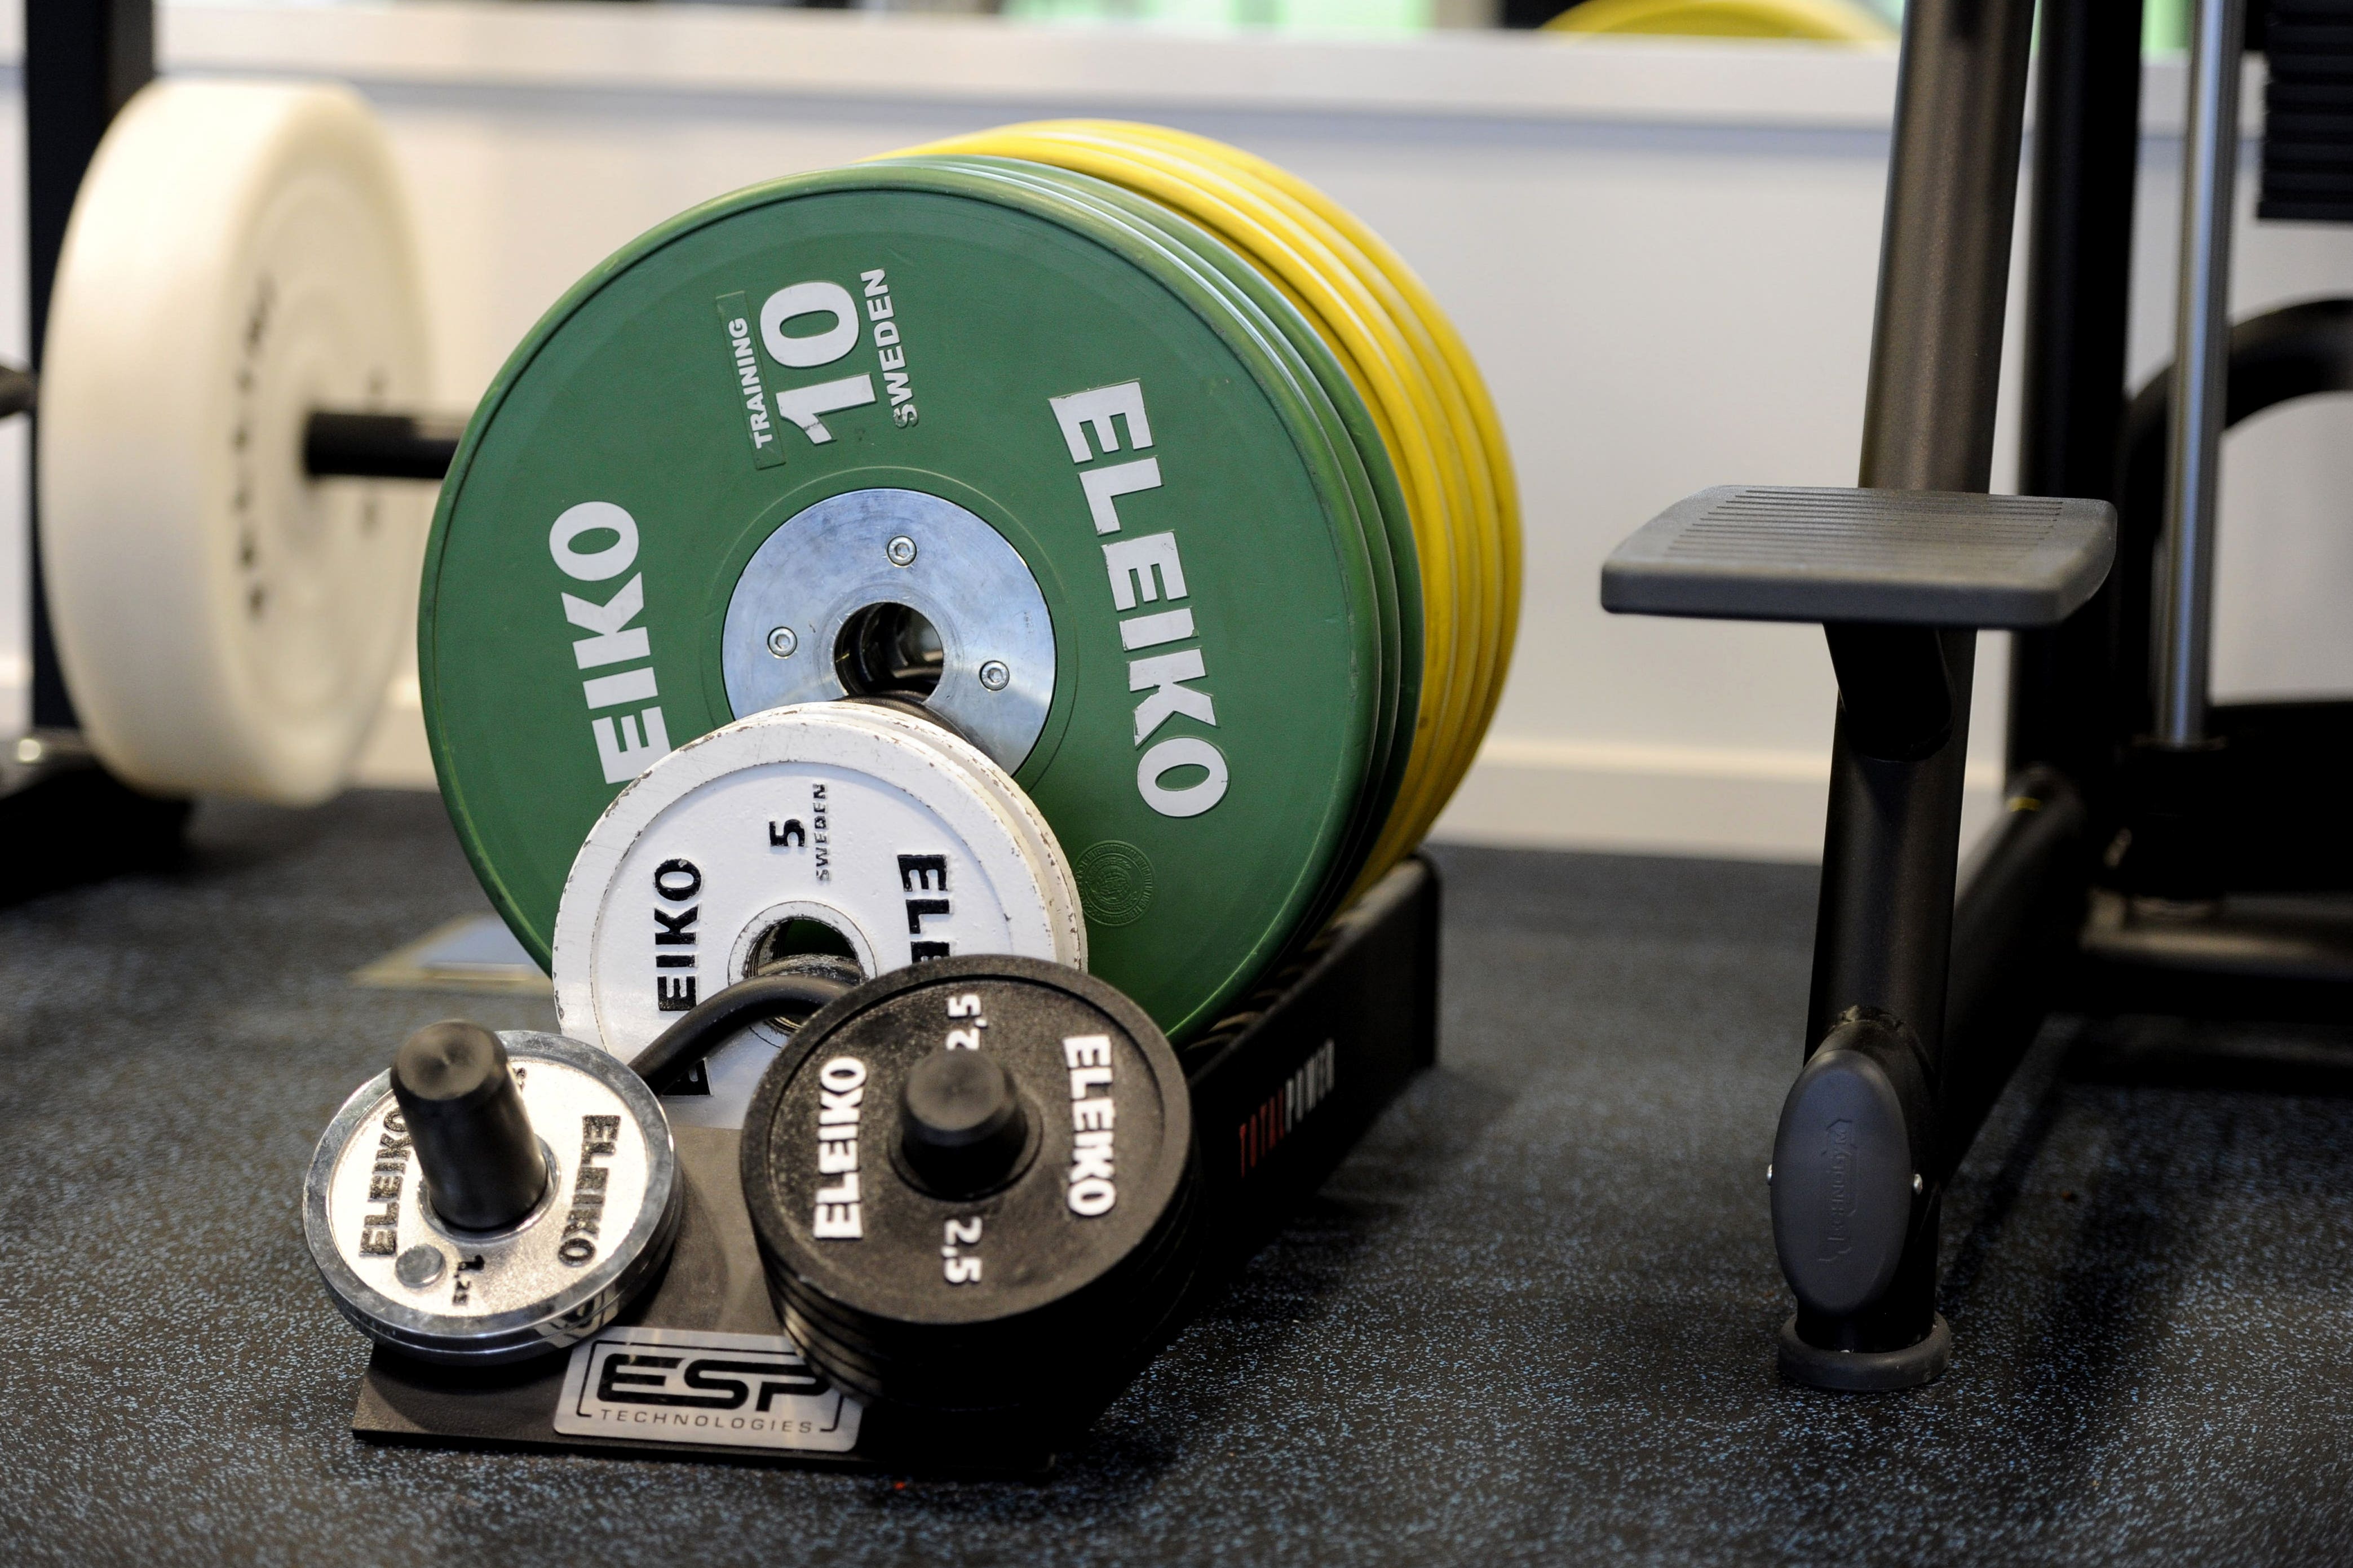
[{"xmin": 1608, "ymin": 0, "xmax": 2353, "ymax": 1389}]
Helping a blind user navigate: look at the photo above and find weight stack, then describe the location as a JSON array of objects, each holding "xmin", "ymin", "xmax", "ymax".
[{"xmin": 2261, "ymin": 1, "xmax": 2353, "ymax": 222}]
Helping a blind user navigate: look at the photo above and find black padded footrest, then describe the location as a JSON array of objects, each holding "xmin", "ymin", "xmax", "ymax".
[{"xmin": 1600, "ymin": 485, "xmax": 2116, "ymax": 628}]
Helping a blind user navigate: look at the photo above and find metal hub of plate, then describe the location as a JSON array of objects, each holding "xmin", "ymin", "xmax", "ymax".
[
  {"xmin": 738, "ymin": 956, "xmax": 1195, "ymax": 1412},
  {"xmin": 552, "ymin": 702, "xmax": 1086, "ymax": 1129},
  {"xmin": 303, "ymin": 1031, "xmax": 681, "ymax": 1365},
  {"xmin": 722, "ymin": 488, "xmax": 1056, "ymax": 772}
]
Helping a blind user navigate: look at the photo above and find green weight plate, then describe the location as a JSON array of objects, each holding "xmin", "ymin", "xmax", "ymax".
[
  {"xmin": 422, "ymin": 161, "xmax": 1384, "ymax": 1042},
  {"xmin": 930, "ymin": 156, "xmax": 1423, "ymax": 945}
]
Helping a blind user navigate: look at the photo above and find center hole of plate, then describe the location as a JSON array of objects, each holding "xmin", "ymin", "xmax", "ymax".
[
  {"xmin": 834, "ymin": 601, "xmax": 943, "ymax": 701},
  {"xmin": 746, "ymin": 916, "xmax": 859, "ymax": 977},
  {"xmin": 743, "ymin": 916, "xmax": 863, "ymax": 1032}
]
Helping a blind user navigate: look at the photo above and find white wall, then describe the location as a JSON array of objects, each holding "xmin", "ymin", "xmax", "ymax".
[{"xmin": 15, "ymin": 5, "xmax": 2353, "ymax": 860}]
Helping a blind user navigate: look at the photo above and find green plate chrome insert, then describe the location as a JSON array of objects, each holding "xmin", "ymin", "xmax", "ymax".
[{"xmin": 422, "ymin": 161, "xmax": 1383, "ymax": 1040}]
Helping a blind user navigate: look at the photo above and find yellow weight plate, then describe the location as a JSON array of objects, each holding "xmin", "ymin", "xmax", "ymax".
[
  {"xmin": 903, "ymin": 123, "xmax": 1480, "ymax": 880},
  {"xmin": 1138, "ymin": 125, "xmax": 1518, "ymax": 844},
  {"xmin": 1544, "ymin": 0, "xmax": 1895, "ymax": 40},
  {"xmin": 889, "ymin": 120, "xmax": 1523, "ymax": 896},
  {"xmin": 1010, "ymin": 123, "xmax": 1497, "ymax": 872},
  {"xmin": 1105, "ymin": 124, "xmax": 1518, "ymax": 860}
]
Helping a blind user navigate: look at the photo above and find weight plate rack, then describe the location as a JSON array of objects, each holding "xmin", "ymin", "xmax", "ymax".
[
  {"xmin": 347, "ymin": 855, "xmax": 1436, "ymax": 1473},
  {"xmin": 333, "ymin": 117, "xmax": 1493, "ymax": 1468}
]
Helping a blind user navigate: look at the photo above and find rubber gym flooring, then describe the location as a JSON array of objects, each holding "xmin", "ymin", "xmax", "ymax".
[{"xmin": 5, "ymin": 789, "xmax": 2351, "ymax": 1566}]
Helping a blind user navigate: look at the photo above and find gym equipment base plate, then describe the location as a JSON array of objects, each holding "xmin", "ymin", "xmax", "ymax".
[{"xmin": 348, "ymin": 856, "xmax": 1439, "ymax": 1474}]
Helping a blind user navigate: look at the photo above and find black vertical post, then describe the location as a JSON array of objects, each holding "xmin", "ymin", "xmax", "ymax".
[
  {"xmin": 2008, "ymin": 0, "xmax": 2147, "ymax": 798},
  {"xmin": 0, "ymin": 2, "xmax": 187, "ymax": 907},
  {"xmin": 1795, "ymin": 0, "xmax": 2038, "ymax": 1365},
  {"xmin": 1923, "ymin": 0, "xmax": 2144, "ymax": 1193},
  {"xmin": 24, "ymin": 0, "xmax": 154, "ymax": 729}
]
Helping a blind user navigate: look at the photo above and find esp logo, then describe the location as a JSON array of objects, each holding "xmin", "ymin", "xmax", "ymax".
[{"xmin": 555, "ymin": 1327, "xmax": 861, "ymax": 1451}]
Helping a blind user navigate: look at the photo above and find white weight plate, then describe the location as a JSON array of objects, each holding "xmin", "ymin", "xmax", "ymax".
[
  {"xmin": 553, "ymin": 703, "xmax": 1085, "ymax": 1128},
  {"xmin": 39, "ymin": 79, "xmax": 431, "ymax": 803},
  {"xmin": 847, "ymin": 700, "xmax": 1090, "ymax": 955}
]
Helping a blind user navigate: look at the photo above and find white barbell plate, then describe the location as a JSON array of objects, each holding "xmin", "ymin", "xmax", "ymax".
[
  {"xmin": 40, "ymin": 79, "xmax": 431, "ymax": 804},
  {"xmin": 553, "ymin": 702, "xmax": 1087, "ymax": 1128},
  {"xmin": 845, "ymin": 698, "xmax": 1089, "ymax": 959}
]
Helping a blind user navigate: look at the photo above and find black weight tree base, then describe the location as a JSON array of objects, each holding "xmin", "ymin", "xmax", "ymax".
[{"xmin": 351, "ymin": 857, "xmax": 1439, "ymax": 1473}]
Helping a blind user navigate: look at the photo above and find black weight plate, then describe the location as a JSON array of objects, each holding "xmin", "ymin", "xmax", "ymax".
[{"xmin": 741, "ymin": 956, "xmax": 1196, "ymax": 1408}]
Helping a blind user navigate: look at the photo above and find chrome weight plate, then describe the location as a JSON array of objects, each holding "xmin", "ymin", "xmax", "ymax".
[
  {"xmin": 552, "ymin": 702, "xmax": 1085, "ymax": 1128},
  {"xmin": 42, "ymin": 79, "xmax": 430, "ymax": 803},
  {"xmin": 304, "ymin": 1029, "xmax": 680, "ymax": 1366},
  {"xmin": 738, "ymin": 956, "xmax": 1196, "ymax": 1412},
  {"xmin": 422, "ymin": 158, "xmax": 1385, "ymax": 1043}
]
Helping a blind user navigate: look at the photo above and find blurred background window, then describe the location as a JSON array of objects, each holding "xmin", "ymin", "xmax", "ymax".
[
  {"xmin": 165, "ymin": 0, "xmax": 2212, "ymax": 51},
  {"xmin": 1000, "ymin": 0, "xmax": 1459, "ymax": 26}
]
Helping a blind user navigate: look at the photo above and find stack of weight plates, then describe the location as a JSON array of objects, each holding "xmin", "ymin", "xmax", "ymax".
[
  {"xmin": 738, "ymin": 958, "xmax": 1198, "ymax": 1414},
  {"xmin": 422, "ymin": 121, "xmax": 1517, "ymax": 1043}
]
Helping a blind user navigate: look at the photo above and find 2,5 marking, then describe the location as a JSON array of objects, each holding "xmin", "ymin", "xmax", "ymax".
[{"xmin": 942, "ymin": 1216, "xmax": 983, "ymax": 1284}]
